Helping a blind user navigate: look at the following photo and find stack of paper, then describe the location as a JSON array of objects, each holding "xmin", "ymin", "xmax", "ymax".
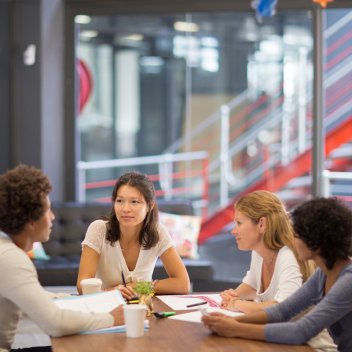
[
  {"xmin": 157, "ymin": 293, "xmax": 222, "ymax": 310},
  {"xmin": 54, "ymin": 289, "xmax": 136, "ymax": 334},
  {"xmin": 169, "ymin": 307, "xmax": 243, "ymax": 323},
  {"xmin": 157, "ymin": 294, "xmax": 243, "ymax": 323},
  {"xmin": 54, "ymin": 289, "xmax": 125, "ymax": 313}
]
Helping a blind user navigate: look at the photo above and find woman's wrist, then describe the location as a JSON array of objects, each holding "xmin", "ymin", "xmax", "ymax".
[
  {"xmin": 229, "ymin": 297, "xmax": 242, "ymax": 311},
  {"xmin": 152, "ymin": 279, "xmax": 159, "ymax": 291}
]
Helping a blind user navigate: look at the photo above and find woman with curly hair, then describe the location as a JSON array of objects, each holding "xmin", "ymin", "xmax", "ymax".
[
  {"xmin": 202, "ymin": 197, "xmax": 352, "ymax": 352},
  {"xmin": 77, "ymin": 171, "xmax": 190, "ymax": 299},
  {"xmin": 0, "ymin": 165, "xmax": 123, "ymax": 352},
  {"xmin": 220, "ymin": 190, "xmax": 314, "ymax": 314}
]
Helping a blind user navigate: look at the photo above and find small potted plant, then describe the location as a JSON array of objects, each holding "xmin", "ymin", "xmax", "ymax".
[{"xmin": 135, "ymin": 281, "xmax": 154, "ymax": 316}]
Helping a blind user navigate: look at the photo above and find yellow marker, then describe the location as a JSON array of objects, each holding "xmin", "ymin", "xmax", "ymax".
[{"xmin": 127, "ymin": 299, "xmax": 140, "ymax": 304}]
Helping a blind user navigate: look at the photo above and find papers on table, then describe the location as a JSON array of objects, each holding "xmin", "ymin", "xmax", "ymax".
[
  {"xmin": 157, "ymin": 293, "xmax": 222, "ymax": 310},
  {"xmin": 54, "ymin": 289, "xmax": 125, "ymax": 313},
  {"xmin": 54, "ymin": 289, "xmax": 127, "ymax": 334},
  {"xmin": 157, "ymin": 294, "xmax": 243, "ymax": 324},
  {"xmin": 169, "ymin": 307, "xmax": 243, "ymax": 324}
]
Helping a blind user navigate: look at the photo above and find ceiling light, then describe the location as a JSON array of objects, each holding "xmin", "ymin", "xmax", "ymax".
[
  {"xmin": 140, "ymin": 56, "xmax": 164, "ymax": 67},
  {"xmin": 75, "ymin": 15, "xmax": 91, "ymax": 24},
  {"xmin": 174, "ymin": 21, "xmax": 199, "ymax": 33},
  {"xmin": 124, "ymin": 34, "xmax": 144, "ymax": 41},
  {"xmin": 80, "ymin": 30, "xmax": 98, "ymax": 39}
]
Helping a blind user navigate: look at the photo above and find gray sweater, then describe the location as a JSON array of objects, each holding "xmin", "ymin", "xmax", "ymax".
[{"xmin": 264, "ymin": 263, "xmax": 352, "ymax": 352}]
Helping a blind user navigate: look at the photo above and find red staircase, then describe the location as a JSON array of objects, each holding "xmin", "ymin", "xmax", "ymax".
[{"xmin": 199, "ymin": 116, "xmax": 352, "ymax": 244}]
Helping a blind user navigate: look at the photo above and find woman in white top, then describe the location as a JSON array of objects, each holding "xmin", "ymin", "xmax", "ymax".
[
  {"xmin": 77, "ymin": 172, "xmax": 190, "ymax": 299},
  {"xmin": 202, "ymin": 197, "xmax": 349, "ymax": 351},
  {"xmin": 0, "ymin": 165, "xmax": 123, "ymax": 352},
  {"xmin": 220, "ymin": 190, "xmax": 314, "ymax": 313},
  {"xmin": 219, "ymin": 191, "xmax": 336, "ymax": 351}
]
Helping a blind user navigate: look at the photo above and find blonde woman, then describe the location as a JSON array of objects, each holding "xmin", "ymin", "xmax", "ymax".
[
  {"xmin": 219, "ymin": 191, "xmax": 336, "ymax": 351},
  {"xmin": 220, "ymin": 190, "xmax": 313, "ymax": 313},
  {"xmin": 203, "ymin": 197, "xmax": 351, "ymax": 351}
]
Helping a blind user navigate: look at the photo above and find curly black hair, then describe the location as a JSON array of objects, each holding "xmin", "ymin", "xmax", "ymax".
[
  {"xmin": 0, "ymin": 164, "xmax": 52, "ymax": 235},
  {"xmin": 105, "ymin": 171, "xmax": 159, "ymax": 249},
  {"xmin": 291, "ymin": 197, "xmax": 352, "ymax": 270}
]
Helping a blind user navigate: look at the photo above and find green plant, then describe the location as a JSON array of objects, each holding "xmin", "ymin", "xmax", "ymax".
[{"xmin": 135, "ymin": 281, "xmax": 154, "ymax": 296}]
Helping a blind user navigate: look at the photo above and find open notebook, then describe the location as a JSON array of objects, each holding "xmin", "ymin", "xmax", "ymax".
[
  {"xmin": 53, "ymin": 289, "xmax": 125, "ymax": 313},
  {"xmin": 54, "ymin": 289, "xmax": 150, "ymax": 334}
]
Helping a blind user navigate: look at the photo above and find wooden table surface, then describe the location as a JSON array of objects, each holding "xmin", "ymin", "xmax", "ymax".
[{"xmin": 51, "ymin": 297, "xmax": 313, "ymax": 352}]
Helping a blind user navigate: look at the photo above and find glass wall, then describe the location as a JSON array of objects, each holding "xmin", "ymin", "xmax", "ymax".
[
  {"xmin": 75, "ymin": 10, "xmax": 317, "ymax": 215},
  {"xmin": 323, "ymin": 9, "xmax": 352, "ymax": 209}
]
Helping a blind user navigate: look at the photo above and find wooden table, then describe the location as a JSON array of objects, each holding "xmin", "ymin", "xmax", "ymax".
[{"xmin": 51, "ymin": 297, "xmax": 313, "ymax": 352}]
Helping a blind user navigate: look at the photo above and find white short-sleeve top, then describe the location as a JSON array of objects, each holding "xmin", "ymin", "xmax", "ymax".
[
  {"xmin": 81, "ymin": 220, "xmax": 173, "ymax": 289},
  {"xmin": 242, "ymin": 246, "xmax": 303, "ymax": 303}
]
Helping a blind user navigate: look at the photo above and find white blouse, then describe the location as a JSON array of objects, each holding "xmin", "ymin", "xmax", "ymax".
[
  {"xmin": 81, "ymin": 220, "xmax": 173, "ymax": 289},
  {"xmin": 242, "ymin": 246, "xmax": 303, "ymax": 303}
]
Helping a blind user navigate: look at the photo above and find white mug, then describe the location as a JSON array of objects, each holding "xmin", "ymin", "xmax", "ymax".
[
  {"xmin": 123, "ymin": 304, "xmax": 147, "ymax": 338},
  {"xmin": 80, "ymin": 278, "xmax": 102, "ymax": 295}
]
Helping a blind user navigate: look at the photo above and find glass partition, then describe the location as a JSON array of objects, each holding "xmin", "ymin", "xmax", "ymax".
[
  {"xmin": 75, "ymin": 10, "xmax": 318, "ymax": 216},
  {"xmin": 323, "ymin": 9, "xmax": 352, "ymax": 209}
]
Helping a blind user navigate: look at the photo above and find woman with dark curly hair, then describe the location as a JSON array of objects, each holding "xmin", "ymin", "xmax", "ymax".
[
  {"xmin": 77, "ymin": 171, "xmax": 190, "ymax": 299},
  {"xmin": 202, "ymin": 197, "xmax": 352, "ymax": 352},
  {"xmin": 0, "ymin": 165, "xmax": 123, "ymax": 352}
]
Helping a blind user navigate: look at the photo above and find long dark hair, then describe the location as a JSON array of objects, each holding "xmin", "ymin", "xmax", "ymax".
[{"xmin": 105, "ymin": 172, "xmax": 159, "ymax": 249}]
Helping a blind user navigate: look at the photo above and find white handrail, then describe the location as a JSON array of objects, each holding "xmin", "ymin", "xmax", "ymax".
[
  {"xmin": 77, "ymin": 151, "xmax": 209, "ymax": 204},
  {"xmin": 165, "ymin": 90, "xmax": 249, "ymax": 153},
  {"xmin": 324, "ymin": 11, "xmax": 352, "ymax": 38},
  {"xmin": 323, "ymin": 170, "xmax": 352, "ymax": 197},
  {"xmin": 78, "ymin": 151, "xmax": 208, "ymax": 170}
]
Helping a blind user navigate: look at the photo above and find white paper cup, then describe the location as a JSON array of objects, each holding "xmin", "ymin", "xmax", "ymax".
[
  {"xmin": 80, "ymin": 278, "xmax": 102, "ymax": 295},
  {"xmin": 123, "ymin": 304, "xmax": 147, "ymax": 338}
]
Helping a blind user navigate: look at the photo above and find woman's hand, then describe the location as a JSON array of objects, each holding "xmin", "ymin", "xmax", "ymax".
[
  {"xmin": 115, "ymin": 284, "xmax": 137, "ymax": 300},
  {"xmin": 202, "ymin": 313, "xmax": 240, "ymax": 338},
  {"xmin": 220, "ymin": 289, "xmax": 239, "ymax": 308},
  {"xmin": 109, "ymin": 305, "xmax": 124, "ymax": 326}
]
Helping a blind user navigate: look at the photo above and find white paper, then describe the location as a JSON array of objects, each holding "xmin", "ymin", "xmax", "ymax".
[
  {"xmin": 157, "ymin": 293, "xmax": 222, "ymax": 310},
  {"xmin": 53, "ymin": 290, "xmax": 127, "ymax": 335},
  {"xmin": 54, "ymin": 289, "xmax": 125, "ymax": 313},
  {"xmin": 169, "ymin": 307, "xmax": 243, "ymax": 323}
]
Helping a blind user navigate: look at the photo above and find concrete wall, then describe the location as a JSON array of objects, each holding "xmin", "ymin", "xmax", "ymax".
[{"xmin": 1, "ymin": 0, "xmax": 65, "ymax": 201}]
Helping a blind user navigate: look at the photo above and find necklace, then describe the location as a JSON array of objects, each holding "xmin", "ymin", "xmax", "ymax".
[
  {"xmin": 120, "ymin": 239, "xmax": 140, "ymax": 254},
  {"xmin": 120, "ymin": 238, "xmax": 133, "ymax": 252}
]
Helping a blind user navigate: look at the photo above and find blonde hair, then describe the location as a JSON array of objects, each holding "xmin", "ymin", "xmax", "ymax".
[{"xmin": 235, "ymin": 190, "xmax": 314, "ymax": 282}]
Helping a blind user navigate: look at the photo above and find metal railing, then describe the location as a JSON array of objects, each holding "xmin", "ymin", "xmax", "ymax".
[
  {"xmin": 76, "ymin": 12, "xmax": 352, "ymax": 219},
  {"xmin": 323, "ymin": 170, "xmax": 352, "ymax": 201},
  {"xmin": 77, "ymin": 151, "xmax": 209, "ymax": 216}
]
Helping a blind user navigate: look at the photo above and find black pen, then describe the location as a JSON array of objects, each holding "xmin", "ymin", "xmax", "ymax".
[
  {"xmin": 186, "ymin": 301, "xmax": 207, "ymax": 308},
  {"xmin": 121, "ymin": 271, "xmax": 127, "ymax": 287}
]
